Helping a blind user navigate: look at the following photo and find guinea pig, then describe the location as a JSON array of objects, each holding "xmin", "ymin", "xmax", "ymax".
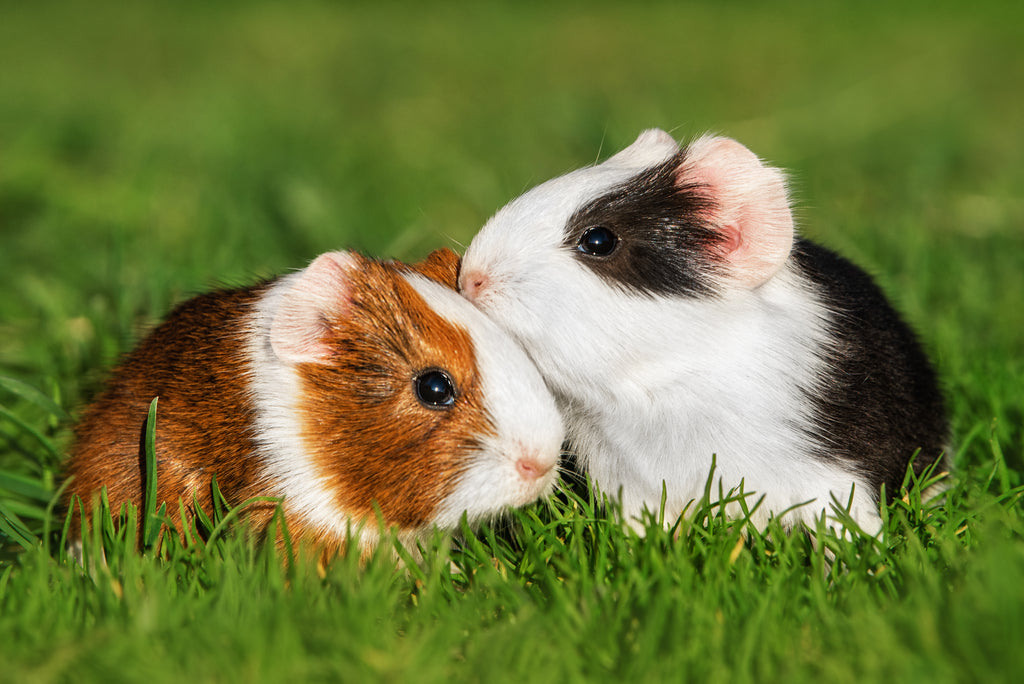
[
  {"xmin": 64, "ymin": 248, "xmax": 565, "ymax": 553},
  {"xmin": 458, "ymin": 129, "xmax": 949, "ymax": 534}
]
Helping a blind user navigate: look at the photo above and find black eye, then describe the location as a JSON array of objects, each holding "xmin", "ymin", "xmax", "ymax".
[
  {"xmin": 414, "ymin": 369, "xmax": 456, "ymax": 409},
  {"xmin": 577, "ymin": 226, "xmax": 618, "ymax": 256}
]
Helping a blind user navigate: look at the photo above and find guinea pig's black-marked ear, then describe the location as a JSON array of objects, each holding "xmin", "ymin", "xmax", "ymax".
[
  {"xmin": 606, "ymin": 128, "xmax": 680, "ymax": 168},
  {"xmin": 270, "ymin": 251, "xmax": 356, "ymax": 365},
  {"xmin": 680, "ymin": 136, "xmax": 794, "ymax": 289}
]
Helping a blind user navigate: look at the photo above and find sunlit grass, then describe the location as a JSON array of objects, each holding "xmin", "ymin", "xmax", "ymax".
[{"xmin": 1, "ymin": 0, "xmax": 1022, "ymax": 681}]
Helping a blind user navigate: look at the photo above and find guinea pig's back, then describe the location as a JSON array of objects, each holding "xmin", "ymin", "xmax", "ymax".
[
  {"xmin": 792, "ymin": 238, "xmax": 950, "ymax": 497},
  {"xmin": 66, "ymin": 284, "xmax": 271, "ymax": 528}
]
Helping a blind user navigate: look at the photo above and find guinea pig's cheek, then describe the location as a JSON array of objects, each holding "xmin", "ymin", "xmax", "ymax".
[
  {"xmin": 452, "ymin": 352, "xmax": 564, "ymax": 518},
  {"xmin": 438, "ymin": 435, "xmax": 559, "ymax": 526},
  {"xmin": 289, "ymin": 366, "xmax": 451, "ymax": 529}
]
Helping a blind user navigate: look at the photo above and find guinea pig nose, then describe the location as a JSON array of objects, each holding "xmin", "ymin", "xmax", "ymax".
[
  {"xmin": 460, "ymin": 269, "xmax": 489, "ymax": 301},
  {"xmin": 515, "ymin": 455, "xmax": 552, "ymax": 482}
]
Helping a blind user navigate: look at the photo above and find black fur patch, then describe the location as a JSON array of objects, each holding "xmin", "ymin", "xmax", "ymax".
[
  {"xmin": 563, "ymin": 151, "xmax": 727, "ymax": 297},
  {"xmin": 794, "ymin": 239, "xmax": 950, "ymax": 503}
]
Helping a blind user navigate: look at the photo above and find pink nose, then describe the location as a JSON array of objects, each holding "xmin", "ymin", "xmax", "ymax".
[
  {"xmin": 460, "ymin": 269, "xmax": 489, "ymax": 301},
  {"xmin": 515, "ymin": 456, "xmax": 552, "ymax": 482}
]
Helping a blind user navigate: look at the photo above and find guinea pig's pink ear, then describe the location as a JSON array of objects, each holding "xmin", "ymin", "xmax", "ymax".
[
  {"xmin": 606, "ymin": 128, "xmax": 680, "ymax": 168},
  {"xmin": 270, "ymin": 251, "xmax": 356, "ymax": 365},
  {"xmin": 679, "ymin": 136, "xmax": 795, "ymax": 289}
]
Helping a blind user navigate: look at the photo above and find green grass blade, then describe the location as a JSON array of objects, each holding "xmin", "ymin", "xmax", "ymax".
[
  {"xmin": 0, "ymin": 469, "xmax": 52, "ymax": 503},
  {"xmin": 0, "ymin": 500, "xmax": 47, "ymax": 520},
  {"xmin": 0, "ymin": 500, "xmax": 39, "ymax": 550},
  {"xmin": 192, "ymin": 490, "xmax": 216, "ymax": 539},
  {"xmin": 0, "ymin": 404, "xmax": 63, "ymax": 463},
  {"xmin": 141, "ymin": 397, "xmax": 160, "ymax": 551},
  {"xmin": 203, "ymin": 495, "xmax": 283, "ymax": 547},
  {"xmin": 0, "ymin": 563, "xmax": 13, "ymax": 597},
  {"xmin": 0, "ymin": 375, "xmax": 70, "ymax": 422},
  {"xmin": 989, "ymin": 419, "xmax": 1012, "ymax": 496},
  {"xmin": 42, "ymin": 477, "xmax": 71, "ymax": 557}
]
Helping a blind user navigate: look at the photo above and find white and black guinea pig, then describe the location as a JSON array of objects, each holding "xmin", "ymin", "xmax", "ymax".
[
  {"xmin": 459, "ymin": 129, "xmax": 949, "ymax": 533},
  {"xmin": 65, "ymin": 248, "xmax": 564, "ymax": 552}
]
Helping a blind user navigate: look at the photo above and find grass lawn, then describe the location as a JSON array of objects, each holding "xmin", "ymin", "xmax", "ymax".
[{"xmin": 2, "ymin": 1, "xmax": 1023, "ymax": 681}]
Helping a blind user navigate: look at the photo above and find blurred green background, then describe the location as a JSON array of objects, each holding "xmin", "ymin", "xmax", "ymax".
[
  {"xmin": 1, "ymin": 0, "xmax": 1021, "ymax": 455},
  {"xmin": 1, "ymin": 3, "xmax": 1023, "ymax": 680}
]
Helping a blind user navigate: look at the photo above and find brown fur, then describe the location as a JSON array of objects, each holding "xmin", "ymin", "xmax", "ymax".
[
  {"xmin": 65, "ymin": 284, "xmax": 275, "ymax": 540},
  {"xmin": 64, "ymin": 248, "xmax": 490, "ymax": 549},
  {"xmin": 405, "ymin": 247, "xmax": 461, "ymax": 289},
  {"xmin": 296, "ymin": 252, "xmax": 493, "ymax": 529}
]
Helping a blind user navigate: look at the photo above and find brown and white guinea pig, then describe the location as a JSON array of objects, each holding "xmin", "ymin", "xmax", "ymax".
[
  {"xmin": 64, "ymin": 248, "xmax": 564, "ymax": 552},
  {"xmin": 458, "ymin": 129, "xmax": 950, "ymax": 534}
]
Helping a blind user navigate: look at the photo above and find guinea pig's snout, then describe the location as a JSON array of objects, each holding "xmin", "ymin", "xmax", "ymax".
[
  {"xmin": 459, "ymin": 268, "xmax": 490, "ymax": 303},
  {"xmin": 512, "ymin": 443, "xmax": 559, "ymax": 492},
  {"xmin": 515, "ymin": 453, "xmax": 552, "ymax": 482}
]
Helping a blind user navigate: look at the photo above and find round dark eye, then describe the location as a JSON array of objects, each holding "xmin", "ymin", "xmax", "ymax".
[
  {"xmin": 414, "ymin": 369, "xmax": 456, "ymax": 409},
  {"xmin": 577, "ymin": 226, "xmax": 618, "ymax": 256}
]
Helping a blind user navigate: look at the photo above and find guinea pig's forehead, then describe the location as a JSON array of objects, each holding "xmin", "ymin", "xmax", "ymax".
[
  {"xmin": 404, "ymin": 273, "xmax": 487, "ymax": 334},
  {"xmin": 342, "ymin": 266, "xmax": 462, "ymax": 357},
  {"xmin": 398, "ymin": 272, "xmax": 484, "ymax": 343},
  {"xmin": 499, "ymin": 164, "xmax": 647, "ymax": 233},
  {"xmin": 403, "ymin": 274, "xmax": 528, "ymax": 372}
]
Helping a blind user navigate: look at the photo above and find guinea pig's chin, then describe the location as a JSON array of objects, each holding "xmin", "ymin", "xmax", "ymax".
[
  {"xmin": 431, "ymin": 441, "xmax": 561, "ymax": 528},
  {"xmin": 467, "ymin": 469, "xmax": 558, "ymax": 526},
  {"xmin": 518, "ymin": 464, "xmax": 559, "ymax": 503}
]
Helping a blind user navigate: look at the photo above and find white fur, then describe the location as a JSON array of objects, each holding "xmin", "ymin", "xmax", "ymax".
[
  {"xmin": 404, "ymin": 273, "xmax": 564, "ymax": 528},
  {"xmin": 605, "ymin": 128, "xmax": 680, "ymax": 167},
  {"xmin": 245, "ymin": 272, "xmax": 364, "ymax": 543},
  {"xmin": 461, "ymin": 130, "xmax": 883, "ymax": 534}
]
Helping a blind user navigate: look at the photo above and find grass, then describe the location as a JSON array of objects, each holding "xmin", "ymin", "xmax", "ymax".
[{"xmin": 1, "ymin": 0, "xmax": 1023, "ymax": 681}]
